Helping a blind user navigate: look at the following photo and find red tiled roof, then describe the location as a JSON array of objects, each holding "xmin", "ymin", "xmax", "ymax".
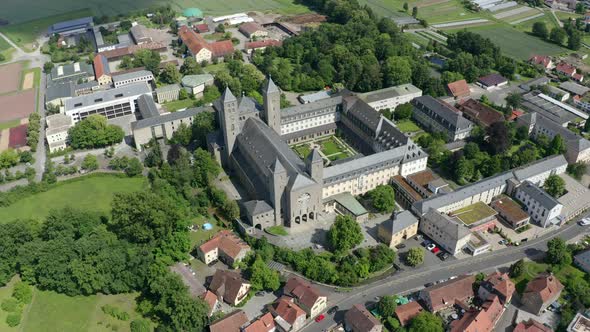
[
  {"xmin": 556, "ymin": 62, "xmax": 576, "ymax": 76},
  {"xmin": 195, "ymin": 24, "xmax": 209, "ymax": 33},
  {"xmin": 243, "ymin": 313, "xmax": 276, "ymax": 332},
  {"xmin": 93, "ymin": 54, "xmax": 109, "ymax": 78},
  {"xmin": 447, "ymin": 79, "xmax": 470, "ymax": 98},
  {"xmin": 450, "ymin": 295, "xmax": 504, "ymax": 332},
  {"xmin": 395, "ymin": 301, "xmax": 424, "ymax": 326},
  {"xmin": 524, "ymin": 273, "xmax": 564, "ymax": 304},
  {"xmin": 209, "ymin": 310, "xmax": 249, "ymax": 332},
  {"xmin": 508, "ymin": 109, "xmax": 524, "ymax": 121},
  {"xmin": 199, "ymin": 230, "xmax": 250, "ymax": 260},
  {"xmin": 179, "ymin": 25, "xmax": 234, "ymax": 58},
  {"xmin": 573, "ymin": 73, "xmax": 584, "ymax": 81},
  {"xmin": 272, "ymin": 296, "xmax": 306, "ymax": 325},
  {"xmin": 458, "ymin": 99, "xmax": 504, "ymax": 127},
  {"xmin": 422, "ymin": 274, "xmax": 476, "ymax": 312},
  {"xmin": 514, "ymin": 319, "xmax": 553, "ymax": 332},
  {"xmin": 284, "ymin": 277, "xmax": 324, "ymax": 310},
  {"xmin": 8, "ymin": 124, "xmax": 28, "ymax": 149},
  {"xmin": 245, "ymin": 39, "xmax": 282, "ymax": 50},
  {"xmin": 98, "ymin": 42, "xmax": 166, "ymax": 60},
  {"xmin": 208, "ymin": 40, "xmax": 235, "ymax": 58},
  {"xmin": 529, "ymin": 55, "xmax": 552, "ymax": 68},
  {"xmin": 201, "ymin": 290, "xmax": 218, "ymax": 315}
]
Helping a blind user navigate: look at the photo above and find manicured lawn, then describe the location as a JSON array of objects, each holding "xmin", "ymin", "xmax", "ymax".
[
  {"xmin": 203, "ymin": 62, "xmax": 228, "ymax": 75},
  {"xmin": 511, "ymin": 261, "xmax": 550, "ymax": 294},
  {"xmin": 266, "ymin": 225, "xmax": 289, "ymax": 236},
  {"xmin": 451, "ymin": 201, "xmax": 498, "ymax": 225},
  {"xmin": 162, "ymin": 98, "xmax": 195, "ymax": 112},
  {"xmin": 449, "ymin": 24, "xmax": 569, "ymax": 60},
  {"xmin": 320, "ymin": 138, "xmax": 342, "ymax": 156},
  {"xmin": 0, "ymin": 174, "xmax": 147, "ymax": 223},
  {"xmin": 395, "ymin": 119, "xmax": 422, "ymax": 133},
  {"xmin": 189, "ymin": 215, "xmax": 221, "ymax": 248},
  {"xmin": 293, "ymin": 144, "xmax": 312, "ymax": 159}
]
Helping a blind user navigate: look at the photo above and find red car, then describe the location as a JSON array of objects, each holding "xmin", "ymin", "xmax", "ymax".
[
  {"xmin": 432, "ymin": 247, "xmax": 440, "ymax": 254},
  {"xmin": 315, "ymin": 314, "xmax": 325, "ymax": 322}
]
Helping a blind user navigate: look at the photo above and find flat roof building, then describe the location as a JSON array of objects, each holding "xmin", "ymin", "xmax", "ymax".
[
  {"xmin": 112, "ymin": 69, "xmax": 154, "ymax": 88},
  {"xmin": 45, "ymin": 113, "xmax": 73, "ymax": 153},
  {"xmin": 358, "ymin": 83, "xmax": 422, "ymax": 111}
]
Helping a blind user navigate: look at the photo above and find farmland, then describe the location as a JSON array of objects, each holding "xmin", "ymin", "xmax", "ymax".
[{"xmin": 360, "ymin": 0, "xmax": 483, "ymax": 23}]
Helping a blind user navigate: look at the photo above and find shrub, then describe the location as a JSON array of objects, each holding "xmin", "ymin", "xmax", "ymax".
[
  {"xmin": 13, "ymin": 282, "xmax": 33, "ymax": 304},
  {"xmin": 6, "ymin": 313, "xmax": 21, "ymax": 327},
  {"xmin": 130, "ymin": 318, "xmax": 151, "ymax": 332},
  {"xmin": 102, "ymin": 304, "xmax": 130, "ymax": 321},
  {"xmin": 1, "ymin": 298, "xmax": 19, "ymax": 312}
]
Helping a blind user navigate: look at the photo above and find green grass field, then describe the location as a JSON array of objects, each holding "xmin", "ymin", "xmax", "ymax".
[
  {"xmin": 395, "ymin": 119, "xmax": 422, "ymax": 133},
  {"xmin": 360, "ymin": 0, "xmax": 482, "ymax": 23},
  {"xmin": 451, "ymin": 201, "xmax": 497, "ymax": 225},
  {"xmin": 162, "ymin": 98, "xmax": 195, "ymax": 112},
  {"xmin": 511, "ymin": 260, "xmax": 585, "ymax": 295},
  {"xmin": 188, "ymin": 215, "xmax": 221, "ymax": 248},
  {"xmin": 266, "ymin": 225, "xmax": 289, "ymax": 236},
  {"xmin": 0, "ymin": 174, "xmax": 147, "ymax": 223},
  {"xmin": 448, "ymin": 24, "xmax": 569, "ymax": 60},
  {"xmin": 319, "ymin": 136, "xmax": 356, "ymax": 161}
]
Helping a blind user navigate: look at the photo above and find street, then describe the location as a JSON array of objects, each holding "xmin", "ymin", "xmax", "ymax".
[{"xmin": 302, "ymin": 221, "xmax": 589, "ymax": 331}]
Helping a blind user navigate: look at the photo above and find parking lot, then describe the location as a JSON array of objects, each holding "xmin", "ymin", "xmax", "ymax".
[{"xmin": 394, "ymin": 233, "xmax": 456, "ymax": 269}]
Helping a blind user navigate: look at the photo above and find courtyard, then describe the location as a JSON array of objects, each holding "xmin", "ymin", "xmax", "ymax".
[{"xmin": 292, "ymin": 135, "xmax": 357, "ymax": 163}]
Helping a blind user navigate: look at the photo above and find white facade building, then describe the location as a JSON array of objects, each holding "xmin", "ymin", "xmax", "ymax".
[
  {"xmin": 112, "ymin": 70, "xmax": 154, "ymax": 88},
  {"xmin": 515, "ymin": 181, "xmax": 563, "ymax": 228},
  {"xmin": 45, "ymin": 113, "xmax": 73, "ymax": 152},
  {"xmin": 358, "ymin": 84, "xmax": 422, "ymax": 111}
]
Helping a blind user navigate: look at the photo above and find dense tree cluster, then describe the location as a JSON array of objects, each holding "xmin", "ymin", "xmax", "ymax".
[
  {"xmin": 68, "ymin": 115, "xmax": 124, "ymax": 149},
  {"xmin": 544, "ymin": 174, "xmax": 566, "ymax": 198},
  {"xmin": 367, "ymin": 185, "xmax": 396, "ymax": 213},
  {"xmin": 328, "ymin": 215, "xmax": 363, "ymax": 253},
  {"xmin": 26, "ymin": 112, "xmax": 41, "ymax": 151}
]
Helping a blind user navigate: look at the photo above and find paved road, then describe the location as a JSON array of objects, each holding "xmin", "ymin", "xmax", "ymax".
[{"xmin": 303, "ymin": 221, "xmax": 589, "ymax": 331}]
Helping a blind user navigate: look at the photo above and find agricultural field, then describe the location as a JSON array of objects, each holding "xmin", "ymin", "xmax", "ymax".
[
  {"xmin": 0, "ymin": 174, "xmax": 147, "ymax": 223},
  {"xmin": 360, "ymin": 0, "xmax": 483, "ymax": 23},
  {"xmin": 446, "ymin": 24, "xmax": 569, "ymax": 60}
]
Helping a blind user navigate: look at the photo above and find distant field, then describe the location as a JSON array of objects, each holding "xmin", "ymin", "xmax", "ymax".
[
  {"xmin": 360, "ymin": 0, "xmax": 482, "ymax": 23},
  {"xmin": 0, "ymin": 0, "xmax": 309, "ymax": 26},
  {"xmin": 0, "ymin": 174, "xmax": 147, "ymax": 223},
  {"xmin": 448, "ymin": 24, "xmax": 568, "ymax": 60}
]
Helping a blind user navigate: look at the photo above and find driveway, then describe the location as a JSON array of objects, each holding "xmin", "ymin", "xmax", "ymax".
[{"xmin": 171, "ymin": 262, "xmax": 206, "ymax": 298}]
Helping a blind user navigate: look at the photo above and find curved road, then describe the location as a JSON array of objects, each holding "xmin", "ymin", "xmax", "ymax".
[{"xmin": 304, "ymin": 221, "xmax": 589, "ymax": 331}]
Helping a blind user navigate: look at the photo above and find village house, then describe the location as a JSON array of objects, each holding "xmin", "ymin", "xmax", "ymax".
[
  {"xmin": 521, "ymin": 273, "xmax": 564, "ymax": 315},
  {"xmin": 283, "ymin": 277, "xmax": 327, "ymax": 318},
  {"xmin": 209, "ymin": 310, "xmax": 249, "ymax": 332},
  {"xmin": 344, "ymin": 304, "xmax": 383, "ymax": 332},
  {"xmin": 268, "ymin": 296, "xmax": 306, "ymax": 332},
  {"xmin": 197, "ymin": 230, "xmax": 251, "ymax": 266},
  {"xmin": 419, "ymin": 274, "xmax": 476, "ymax": 312},
  {"xmin": 208, "ymin": 269, "xmax": 251, "ymax": 306}
]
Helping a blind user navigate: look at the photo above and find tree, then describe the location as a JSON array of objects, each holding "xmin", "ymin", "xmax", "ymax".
[
  {"xmin": 505, "ymin": 92, "xmax": 522, "ymax": 110},
  {"xmin": 132, "ymin": 49, "xmax": 161, "ymax": 76},
  {"xmin": 567, "ymin": 162, "xmax": 587, "ymax": 180},
  {"xmin": 383, "ymin": 56, "xmax": 412, "ymax": 87},
  {"xmin": 43, "ymin": 62, "xmax": 54, "ymax": 74},
  {"xmin": 532, "ymin": 21, "xmax": 549, "ymax": 39},
  {"xmin": 394, "ymin": 103, "xmax": 413, "ymax": 121},
  {"xmin": 159, "ymin": 63, "xmax": 181, "ymax": 84},
  {"xmin": 576, "ymin": 2, "xmax": 586, "ymax": 14},
  {"xmin": 546, "ymin": 237, "xmax": 572, "ymax": 266},
  {"xmin": 441, "ymin": 71, "xmax": 464, "ymax": 84},
  {"xmin": 406, "ymin": 247, "xmax": 425, "ymax": 267},
  {"xmin": 378, "ymin": 295, "xmax": 398, "ymax": 318},
  {"xmin": 68, "ymin": 115, "xmax": 124, "ymax": 149},
  {"xmin": 130, "ymin": 319, "xmax": 151, "ymax": 332},
  {"xmin": 516, "ymin": 125, "xmax": 529, "ymax": 141},
  {"xmin": 550, "ymin": 27, "xmax": 567, "ymax": 45},
  {"xmin": 544, "ymin": 174, "xmax": 566, "ymax": 198},
  {"xmin": 180, "ymin": 57, "xmax": 202, "ymax": 75},
  {"xmin": 12, "ymin": 282, "xmax": 32, "ymax": 304},
  {"xmin": 327, "ymin": 215, "xmax": 363, "ymax": 253},
  {"xmin": 248, "ymin": 256, "xmax": 280, "ymax": 291},
  {"xmin": 125, "ymin": 158, "xmax": 143, "ymax": 177},
  {"xmin": 170, "ymin": 123, "xmax": 192, "ymax": 146},
  {"xmin": 509, "ymin": 259, "xmax": 525, "ymax": 278},
  {"xmin": 568, "ymin": 30, "xmax": 582, "ymax": 50},
  {"xmin": 368, "ymin": 185, "xmax": 396, "ymax": 213},
  {"xmin": 191, "ymin": 112, "xmax": 217, "ymax": 148},
  {"xmin": 222, "ymin": 199, "xmax": 240, "ymax": 220},
  {"xmin": 215, "ymin": 24, "xmax": 225, "ymax": 33},
  {"xmin": 81, "ymin": 154, "xmax": 98, "ymax": 171},
  {"xmin": 487, "ymin": 122, "xmax": 512, "ymax": 155},
  {"xmin": 409, "ymin": 312, "xmax": 444, "ymax": 332},
  {"xmin": 120, "ymin": 20, "xmax": 132, "ymax": 30},
  {"xmin": 412, "ymin": 6, "xmax": 418, "ymax": 18},
  {"xmin": 403, "ymin": 2, "xmax": 409, "ymax": 11}
]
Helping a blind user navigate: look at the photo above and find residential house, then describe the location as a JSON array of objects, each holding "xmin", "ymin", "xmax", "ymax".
[
  {"xmin": 93, "ymin": 54, "xmax": 112, "ymax": 86},
  {"xmin": 567, "ymin": 313, "xmax": 590, "ymax": 332},
  {"xmin": 458, "ymin": 99, "xmax": 505, "ymax": 128},
  {"xmin": 521, "ymin": 273, "xmax": 564, "ymax": 315},
  {"xmin": 419, "ymin": 209, "xmax": 472, "ymax": 256},
  {"xmin": 514, "ymin": 318, "xmax": 553, "ymax": 332},
  {"xmin": 447, "ymin": 79, "xmax": 471, "ymax": 100},
  {"xmin": 450, "ymin": 294, "xmax": 504, "ymax": 332},
  {"xmin": 529, "ymin": 55, "xmax": 554, "ymax": 70},
  {"xmin": 411, "ymin": 95, "xmax": 474, "ymax": 142},
  {"xmin": 491, "ymin": 196, "xmax": 530, "ymax": 230},
  {"xmin": 201, "ymin": 290, "xmax": 219, "ymax": 317},
  {"xmin": 269, "ymin": 296, "xmax": 306, "ymax": 332},
  {"xmin": 197, "ymin": 230, "xmax": 251, "ymax": 266},
  {"xmin": 209, "ymin": 310, "xmax": 249, "ymax": 332},
  {"xmin": 377, "ymin": 210, "xmax": 419, "ymax": 248},
  {"xmin": 419, "ymin": 274, "xmax": 476, "ymax": 312},
  {"xmin": 243, "ymin": 312, "xmax": 276, "ymax": 332},
  {"xmin": 344, "ymin": 304, "xmax": 383, "ymax": 332},
  {"xmin": 477, "ymin": 73, "xmax": 508, "ymax": 90},
  {"xmin": 239, "ymin": 22, "xmax": 268, "ymax": 39},
  {"xmin": 395, "ymin": 301, "xmax": 424, "ymax": 327},
  {"xmin": 244, "ymin": 39, "xmax": 282, "ymax": 55},
  {"xmin": 178, "ymin": 26, "xmax": 234, "ymax": 63},
  {"xmin": 574, "ymin": 250, "xmax": 590, "ymax": 273},
  {"xmin": 556, "ymin": 62, "xmax": 584, "ymax": 82},
  {"xmin": 478, "ymin": 272, "xmax": 516, "ymax": 305},
  {"xmin": 208, "ymin": 269, "xmax": 251, "ymax": 306},
  {"xmin": 283, "ymin": 277, "xmax": 327, "ymax": 318},
  {"xmin": 515, "ymin": 181, "xmax": 563, "ymax": 228}
]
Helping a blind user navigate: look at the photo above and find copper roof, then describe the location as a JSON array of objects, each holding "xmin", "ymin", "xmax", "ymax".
[
  {"xmin": 283, "ymin": 277, "xmax": 324, "ymax": 310},
  {"xmin": 447, "ymin": 79, "xmax": 470, "ymax": 98},
  {"xmin": 243, "ymin": 313, "xmax": 276, "ymax": 332},
  {"xmin": 395, "ymin": 301, "xmax": 424, "ymax": 326},
  {"xmin": 524, "ymin": 273, "xmax": 564, "ymax": 303},
  {"xmin": 209, "ymin": 310, "xmax": 249, "ymax": 332},
  {"xmin": 199, "ymin": 230, "xmax": 250, "ymax": 259}
]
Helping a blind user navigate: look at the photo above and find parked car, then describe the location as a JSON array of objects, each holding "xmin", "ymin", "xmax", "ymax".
[
  {"xmin": 315, "ymin": 314, "xmax": 325, "ymax": 322},
  {"xmin": 440, "ymin": 253, "xmax": 450, "ymax": 261},
  {"xmin": 395, "ymin": 243, "xmax": 406, "ymax": 249},
  {"xmin": 426, "ymin": 243, "xmax": 436, "ymax": 251},
  {"xmin": 432, "ymin": 247, "xmax": 440, "ymax": 254},
  {"xmin": 424, "ymin": 282, "xmax": 434, "ymax": 287},
  {"xmin": 328, "ymin": 306, "xmax": 339, "ymax": 314},
  {"xmin": 579, "ymin": 218, "xmax": 590, "ymax": 226},
  {"xmin": 422, "ymin": 239, "xmax": 431, "ymax": 247},
  {"xmin": 255, "ymin": 291, "xmax": 266, "ymax": 297},
  {"xmin": 415, "ymin": 234, "xmax": 423, "ymax": 241}
]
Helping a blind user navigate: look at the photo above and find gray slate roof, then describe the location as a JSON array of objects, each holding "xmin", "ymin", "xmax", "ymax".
[
  {"xmin": 423, "ymin": 208, "xmax": 471, "ymax": 241},
  {"xmin": 346, "ymin": 97, "xmax": 382, "ymax": 133},
  {"xmin": 413, "ymin": 95, "xmax": 473, "ymax": 130},
  {"xmin": 46, "ymin": 81, "xmax": 75, "ymax": 101},
  {"xmin": 133, "ymin": 106, "xmax": 211, "ymax": 130},
  {"xmin": 65, "ymin": 82, "xmax": 152, "ymax": 110},
  {"xmin": 519, "ymin": 77, "xmax": 550, "ymax": 92},
  {"xmin": 559, "ymin": 81, "xmax": 590, "ymax": 96},
  {"xmin": 264, "ymin": 77, "xmax": 279, "ymax": 94},
  {"xmin": 137, "ymin": 94, "xmax": 160, "ymax": 119},
  {"xmin": 529, "ymin": 113, "xmax": 590, "ymax": 153},
  {"xmin": 512, "ymin": 155, "xmax": 567, "ymax": 182},
  {"xmin": 521, "ymin": 92, "xmax": 578, "ymax": 125},
  {"xmin": 517, "ymin": 181, "xmax": 561, "ymax": 210},
  {"xmin": 243, "ymin": 200, "xmax": 273, "ymax": 216},
  {"xmin": 112, "ymin": 70, "xmax": 153, "ymax": 83},
  {"xmin": 323, "ymin": 147, "xmax": 407, "ymax": 183},
  {"xmin": 358, "ymin": 84, "xmax": 421, "ymax": 104},
  {"xmin": 381, "ymin": 210, "xmax": 418, "ymax": 235},
  {"xmin": 281, "ymin": 96, "xmax": 342, "ymax": 119}
]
